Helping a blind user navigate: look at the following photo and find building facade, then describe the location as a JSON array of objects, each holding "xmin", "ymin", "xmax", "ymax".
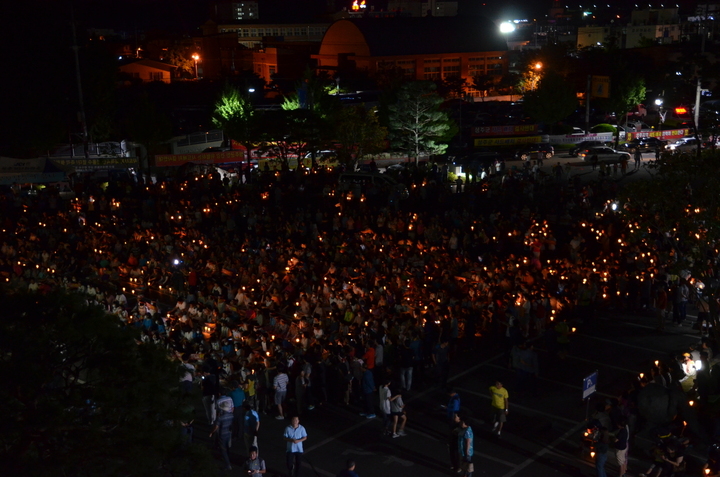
[{"xmin": 313, "ymin": 17, "xmax": 508, "ymax": 96}]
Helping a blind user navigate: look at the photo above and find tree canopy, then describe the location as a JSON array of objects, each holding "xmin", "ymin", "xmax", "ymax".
[
  {"xmin": 522, "ymin": 71, "xmax": 577, "ymax": 133},
  {"xmin": 212, "ymin": 84, "xmax": 260, "ymax": 167},
  {"xmin": 0, "ymin": 289, "xmax": 215, "ymax": 477},
  {"xmin": 387, "ymin": 81, "xmax": 454, "ymax": 163},
  {"xmin": 332, "ymin": 105, "xmax": 387, "ymax": 170}
]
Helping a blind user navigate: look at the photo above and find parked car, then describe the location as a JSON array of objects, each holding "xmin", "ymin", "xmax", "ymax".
[
  {"xmin": 618, "ymin": 137, "xmax": 668, "ymax": 154},
  {"xmin": 667, "ymin": 137, "xmax": 702, "ymax": 153},
  {"xmin": 515, "ymin": 143, "xmax": 554, "ymax": 161},
  {"xmin": 569, "ymin": 141, "xmax": 608, "ymax": 156},
  {"xmin": 578, "ymin": 146, "xmax": 631, "ymax": 163}
]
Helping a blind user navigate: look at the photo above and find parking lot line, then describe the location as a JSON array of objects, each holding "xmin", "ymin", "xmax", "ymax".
[{"xmin": 500, "ymin": 422, "xmax": 586, "ymax": 477}]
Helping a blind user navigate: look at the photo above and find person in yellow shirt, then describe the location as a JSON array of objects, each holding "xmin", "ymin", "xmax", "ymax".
[{"xmin": 489, "ymin": 380, "xmax": 509, "ymax": 437}]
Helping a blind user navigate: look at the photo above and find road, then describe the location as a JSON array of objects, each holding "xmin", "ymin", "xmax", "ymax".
[{"xmin": 195, "ymin": 309, "xmax": 703, "ymax": 477}]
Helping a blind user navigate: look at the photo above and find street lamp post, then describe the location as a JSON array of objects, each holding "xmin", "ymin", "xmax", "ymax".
[{"xmin": 192, "ymin": 54, "xmax": 200, "ymax": 79}]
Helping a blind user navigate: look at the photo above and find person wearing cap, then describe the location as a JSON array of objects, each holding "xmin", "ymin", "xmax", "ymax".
[
  {"xmin": 210, "ymin": 398, "xmax": 235, "ymax": 471},
  {"xmin": 244, "ymin": 446, "xmax": 266, "ymax": 476}
]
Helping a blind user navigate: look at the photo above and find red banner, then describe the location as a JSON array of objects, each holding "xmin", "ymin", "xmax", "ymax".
[
  {"xmin": 154, "ymin": 150, "xmax": 245, "ymax": 167},
  {"xmin": 472, "ymin": 124, "xmax": 539, "ymax": 137}
]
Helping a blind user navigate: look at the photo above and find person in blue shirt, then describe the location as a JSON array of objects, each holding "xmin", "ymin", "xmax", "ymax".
[
  {"xmin": 336, "ymin": 459, "xmax": 359, "ymax": 477},
  {"xmin": 284, "ymin": 416, "xmax": 308, "ymax": 477},
  {"xmin": 244, "ymin": 402, "xmax": 260, "ymax": 455},
  {"xmin": 228, "ymin": 380, "xmax": 245, "ymax": 439},
  {"xmin": 457, "ymin": 415, "xmax": 474, "ymax": 477},
  {"xmin": 359, "ymin": 362, "xmax": 376, "ymax": 418},
  {"xmin": 446, "ymin": 388, "xmax": 461, "ymax": 421}
]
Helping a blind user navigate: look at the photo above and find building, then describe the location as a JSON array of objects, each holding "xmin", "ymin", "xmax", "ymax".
[
  {"xmin": 386, "ymin": 0, "xmax": 458, "ymax": 17},
  {"xmin": 217, "ymin": 22, "xmax": 330, "ymax": 48},
  {"xmin": 118, "ymin": 59, "xmax": 176, "ymax": 83},
  {"xmin": 313, "ymin": 16, "xmax": 508, "ymax": 97},
  {"xmin": 213, "ymin": 1, "xmax": 260, "ymax": 21}
]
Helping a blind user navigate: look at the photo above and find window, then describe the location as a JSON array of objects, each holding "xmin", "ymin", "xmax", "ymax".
[
  {"xmin": 442, "ymin": 58, "xmax": 460, "ymax": 64},
  {"xmin": 423, "ymin": 66, "xmax": 440, "ymax": 80},
  {"xmin": 487, "ymin": 56, "xmax": 503, "ymax": 60},
  {"xmin": 281, "ymin": 28, "xmax": 288, "ymax": 36},
  {"xmin": 242, "ymin": 29, "xmax": 249, "ymax": 37},
  {"xmin": 150, "ymin": 72, "xmax": 163, "ymax": 81},
  {"xmin": 424, "ymin": 59, "xmax": 440, "ymax": 65},
  {"xmin": 294, "ymin": 28, "xmax": 301, "ymax": 36},
  {"xmin": 269, "ymin": 66, "xmax": 276, "ymax": 75},
  {"xmin": 468, "ymin": 57, "xmax": 485, "ymax": 63},
  {"xmin": 377, "ymin": 60, "xmax": 395, "ymax": 69},
  {"xmin": 443, "ymin": 65, "xmax": 461, "ymax": 78},
  {"xmin": 468, "ymin": 64, "xmax": 484, "ymax": 72},
  {"xmin": 251, "ymin": 29, "xmax": 257, "ymax": 36}
]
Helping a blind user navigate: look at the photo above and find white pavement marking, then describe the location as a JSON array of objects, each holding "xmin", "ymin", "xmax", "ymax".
[
  {"xmin": 301, "ymin": 461, "xmax": 335, "ymax": 477},
  {"xmin": 500, "ymin": 422, "xmax": 586, "ymax": 477},
  {"xmin": 475, "ymin": 451, "xmax": 518, "ymax": 468},
  {"xmin": 576, "ymin": 332, "xmax": 692, "ymax": 354},
  {"xmin": 305, "ymin": 352, "xmax": 506, "ymax": 454},
  {"xmin": 454, "ymin": 387, "xmax": 578, "ymax": 426}
]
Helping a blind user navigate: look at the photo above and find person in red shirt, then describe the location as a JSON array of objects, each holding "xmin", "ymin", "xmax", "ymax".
[{"xmin": 363, "ymin": 341, "xmax": 376, "ymax": 370}]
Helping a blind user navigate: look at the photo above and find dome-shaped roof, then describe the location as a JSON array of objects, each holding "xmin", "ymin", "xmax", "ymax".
[{"xmin": 319, "ymin": 16, "xmax": 508, "ymax": 57}]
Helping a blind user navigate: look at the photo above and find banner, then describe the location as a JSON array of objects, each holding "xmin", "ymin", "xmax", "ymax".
[
  {"xmin": 547, "ymin": 133, "xmax": 615, "ymax": 144},
  {"xmin": 154, "ymin": 150, "xmax": 245, "ymax": 167},
  {"xmin": 627, "ymin": 129, "xmax": 690, "ymax": 141},
  {"xmin": 52, "ymin": 157, "xmax": 139, "ymax": 171},
  {"xmin": 471, "ymin": 124, "xmax": 539, "ymax": 137},
  {"xmin": 474, "ymin": 136, "xmax": 543, "ymax": 147}
]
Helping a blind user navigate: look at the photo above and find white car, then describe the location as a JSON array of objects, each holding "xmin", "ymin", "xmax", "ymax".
[
  {"xmin": 578, "ymin": 146, "xmax": 631, "ymax": 163},
  {"xmin": 668, "ymin": 137, "xmax": 702, "ymax": 153}
]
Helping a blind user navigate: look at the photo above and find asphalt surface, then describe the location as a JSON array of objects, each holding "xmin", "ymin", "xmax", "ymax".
[{"xmin": 193, "ymin": 306, "xmax": 706, "ymax": 477}]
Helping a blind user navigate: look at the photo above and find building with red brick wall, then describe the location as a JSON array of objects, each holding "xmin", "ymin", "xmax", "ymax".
[{"xmin": 313, "ymin": 16, "xmax": 508, "ymax": 95}]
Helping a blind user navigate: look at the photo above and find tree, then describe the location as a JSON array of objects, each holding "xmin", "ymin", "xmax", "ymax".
[
  {"xmin": 258, "ymin": 109, "xmax": 329, "ymax": 170},
  {"xmin": 618, "ymin": 150, "xmax": 720, "ymax": 340},
  {"xmin": 471, "ymin": 74, "xmax": 495, "ymax": 102},
  {"xmin": 280, "ymin": 68, "xmax": 340, "ymax": 120},
  {"xmin": 333, "ymin": 105, "xmax": 388, "ymax": 170},
  {"xmin": 0, "ymin": 289, "xmax": 216, "ymax": 477},
  {"xmin": 387, "ymin": 81, "xmax": 454, "ymax": 164},
  {"xmin": 212, "ymin": 84, "xmax": 260, "ymax": 171},
  {"xmin": 435, "ymin": 76, "xmax": 467, "ymax": 99},
  {"xmin": 605, "ymin": 75, "xmax": 646, "ymax": 146},
  {"xmin": 522, "ymin": 71, "xmax": 577, "ymax": 134},
  {"xmin": 123, "ymin": 92, "xmax": 173, "ymax": 172},
  {"xmin": 164, "ymin": 45, "xmax": 195, "ymax": 78}
]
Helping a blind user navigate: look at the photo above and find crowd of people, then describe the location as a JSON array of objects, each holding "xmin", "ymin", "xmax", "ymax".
[{"xmin": 0, "ymin": 160, "xmax": 714, "ymax": 476}]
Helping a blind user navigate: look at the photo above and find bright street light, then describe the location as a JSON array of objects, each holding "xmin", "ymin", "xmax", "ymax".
[
  {"xmin": 192, "ymin": 54, "xmax": 200, "ymax": 79},
  {"xmin": 654, "ymin": 98, "xmax": 663, "ymax": 106},
  {"xmin": 534, "ymin": 62, "xmax": 543, "ymax": 69},
  {"xmin": 499, "ymin": 22, "xmax": 516, "ymax": 33}
]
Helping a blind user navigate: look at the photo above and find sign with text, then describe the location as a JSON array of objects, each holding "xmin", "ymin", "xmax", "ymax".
[
  {"xmin": 52, "ymin": 156, "xmax": 139, "ymax": 171},
  {"xmin": 591, "ymin": 76, "xmax": 610, "ymax": 98},
  {"xmin": 474, "ymin": 136, "xmax": 543, "ymax": 147},
  {"xmin": 154, "ymin": 150, "xmax": 245, "ymax": 167},
  {"xmin": 627, "ymin": 129, "xmax": 690, "ymax": 141},
  {"xmin": 471, "ymin": 124, "xmax": 539, "ymax": 137},
  {"xmin": 583, "ymin": 370, "xmax": 598, "ymax": 399}
]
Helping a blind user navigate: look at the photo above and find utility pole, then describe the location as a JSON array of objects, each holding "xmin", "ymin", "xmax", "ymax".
[
  {"xmin": 585, "ymin": 75, "xmax": 591, "ymax": 134},
  {"xmin": 71, "ymin": 7, "xmax": 89, "ymax": 159}
]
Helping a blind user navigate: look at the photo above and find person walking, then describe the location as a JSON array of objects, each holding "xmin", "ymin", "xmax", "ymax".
[
  {"xmin": 274, "ymin": 365, "xmax": 289, "ymax": 419},
  {"xmin": 284, "ymin": 416, "xmax": 308, "ymax": 477},
  {"xmin": 489, "ymin": 379, "xmax": 509, "ymax": 437},
  {"xmin": 457, "ymin": 415, "xmax": 474, "ymax": 477},
  {"xmin": 390, "ymin": 389, "xmax": 407, "ymax": 438},
  {"xmin": 359, "ymin": 362, "xmax": 376, "ymax": 419},
  {"xmin": 209, "ymin": 399, "xmax": 235, "ymax": 471},
  {"xmin": 634, "ymin": 149, "xmax": 642, "ymax": 169},
  {"xmin": 595, "ymin": 426, "xmax": 611, "ymax": 477},
  {"xmin": 243, "ymin": 402, "xmax": 260, "ymax": 455},
  {"xmin": 336, "ymin": 459, "xmax": 359, "ymax": 477},
  {"xmin": 244, "ymin": 446, "xmax": 266, "ymax": 476},
  {"xmin": 201, "ymin": 367, "xmax": 219, "ymax": 425},
  {"xmin": 228, "ymin": 380, "xmax": 246, "ymax": 439},
  {"xmin": 612, "ymin": 417, "xmax": 630, "ymax": 477},
  {"xmin": 379, "ymin": 379, "xmax": 392, "ymax": 435}
]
